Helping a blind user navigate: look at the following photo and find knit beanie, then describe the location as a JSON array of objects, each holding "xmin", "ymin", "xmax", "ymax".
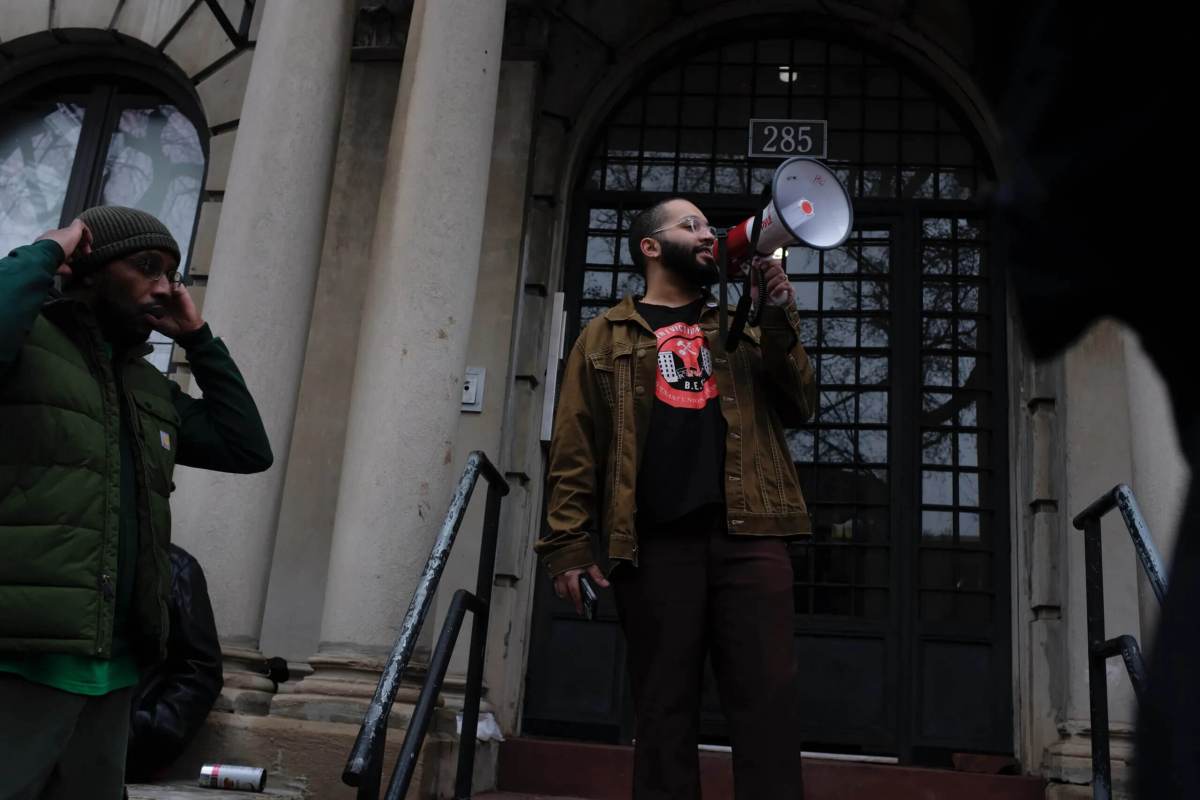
[{"xmin": 70, "ymin": 205, "xmax": 181, "ymax": 274}]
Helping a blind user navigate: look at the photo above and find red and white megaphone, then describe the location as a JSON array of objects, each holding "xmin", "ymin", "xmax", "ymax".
[
  {"xmin": 713, "ymin": 157, "xmax": 853, "ymax": 349},
  {"xmin": 714, "ymin": 156, "xmax": 854, "ymax": 276}
]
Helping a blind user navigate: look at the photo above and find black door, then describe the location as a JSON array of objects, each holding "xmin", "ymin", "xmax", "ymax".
[{"xmin": 523, "ymin": 32, "xmax": 1011, "ymax": 764}]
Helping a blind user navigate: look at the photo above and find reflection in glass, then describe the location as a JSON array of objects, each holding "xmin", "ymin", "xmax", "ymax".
[
  {"xmin": 587, "ymin": 236, "xmax": 616, "ymax": 264},
  {"xmin": 922, "ymin": 470, "xmax": 953, "ymax": 505},
  {"xmin": 922, "ymin": 509, "xmax": 953, "ymax": 539},
  {"xmin": 923, "ymin": 431, "xmax": 951, "ymax": 465},
  {"xmin": 589, "ymin": 208, "xmax": 617, "ymax": 229},
  {"xmin": 617, "ymin": 272, "xmax": 644, "ymax": 298},
  {"xmin": 583, "ymin": 270, "xmax": 611, "ymax": 299},
  {"xmin": 821, "ymin": 354, "xmax": 854, "ymax": 385},
  {"xmin": 0, "ymin": 103, "xmax": 84, "ymax": 255},
  {"xmin": 858, "ymin": 429, "xmax": 887, "ymax": 463},
  {"xmin": 102, "ymin": 106, "xmax": 204, "ymax": 271}
]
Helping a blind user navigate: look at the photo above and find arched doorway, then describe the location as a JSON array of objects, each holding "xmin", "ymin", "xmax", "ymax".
[{"xmin": 525, "ymin": 29, "xmax": 1012, "ymax": 764}]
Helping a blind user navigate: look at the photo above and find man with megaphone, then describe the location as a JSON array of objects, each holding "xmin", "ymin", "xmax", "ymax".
[{"xmin": 538, "ymin": 192, "xmax": 819, "ymax": 798}]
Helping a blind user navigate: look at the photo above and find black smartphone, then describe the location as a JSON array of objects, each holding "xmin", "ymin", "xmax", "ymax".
[{"xmin": 578, "ymin": 574, "xmax": 598, "ymax": 621}]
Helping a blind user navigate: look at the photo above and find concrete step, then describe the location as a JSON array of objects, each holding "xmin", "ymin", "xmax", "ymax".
[
  {"xmin": 126, "ymin": 777, "xmax": 307, "ymax": 799},
  {"xmin": 497, "ymin": 737, "xmax": 1046, "ymax": 800}
]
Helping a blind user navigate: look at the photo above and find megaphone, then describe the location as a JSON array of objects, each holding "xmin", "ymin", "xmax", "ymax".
[
  {"xmin": 714, "ymin": 157, "xmax": 853, "ymax": 350},
  {"xmin": 715, "ymin": 156, "xmax": 854, "ymax": 276}
]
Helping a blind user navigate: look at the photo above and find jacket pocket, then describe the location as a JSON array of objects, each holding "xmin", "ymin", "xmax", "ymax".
[
  {"xmin": 588, "ymin": 346, "xmax": 616, "ymax": 410},
  {"xmin": 132, "ymin": 390, "xmax": 180, "ymax": 498}
]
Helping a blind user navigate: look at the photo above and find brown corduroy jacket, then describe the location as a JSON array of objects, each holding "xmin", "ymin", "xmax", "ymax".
[{"xmin": 538, "ymin": 294, "xmax": 817, "ymax": 576}]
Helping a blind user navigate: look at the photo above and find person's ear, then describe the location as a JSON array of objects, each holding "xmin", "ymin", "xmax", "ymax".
[{"xmin": 640, "ymin": 236, "xmax": 661, "ymax": 261}]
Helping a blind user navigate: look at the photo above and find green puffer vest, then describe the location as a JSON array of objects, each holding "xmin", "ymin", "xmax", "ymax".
[{"xmin": 0, "ymin": 300, "xmax": 177, "ymax": 660}]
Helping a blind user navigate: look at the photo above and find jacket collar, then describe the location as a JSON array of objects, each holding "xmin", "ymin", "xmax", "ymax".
[
  {"xmin": 43, "ymin": 296, "xmax": 155, "ymax": 360},
  {"xmin": 602, "ymin": 292, "xmax": 750, "ymax": 338},
  {"xmin": 603, "ymin": 292, "xmax": 727, "ymax": 321}
]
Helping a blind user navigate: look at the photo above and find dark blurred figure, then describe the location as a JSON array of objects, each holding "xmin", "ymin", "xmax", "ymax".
[
  {"xmin": 979, "ymin": 5, "xmax": 1194, "ymax": 797},
  {"xmin": 124, "ymin": 545, "xmax": 222, "ymax": 782}
]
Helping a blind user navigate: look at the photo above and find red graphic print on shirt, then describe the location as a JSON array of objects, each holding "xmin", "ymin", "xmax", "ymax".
[{"xmin": 652, "ymin": 321, "xmax": 718, "ymax": 410}]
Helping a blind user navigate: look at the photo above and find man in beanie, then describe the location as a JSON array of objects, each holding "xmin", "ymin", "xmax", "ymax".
[{"xmin": 0, "ymin": 207, "xmax": 273, "ymax": 799}]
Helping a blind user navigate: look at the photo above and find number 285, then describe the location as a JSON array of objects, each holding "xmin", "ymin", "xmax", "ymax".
[{"xmin": 762, "ymin": 125, "xmax": 813, "ymax": 154}]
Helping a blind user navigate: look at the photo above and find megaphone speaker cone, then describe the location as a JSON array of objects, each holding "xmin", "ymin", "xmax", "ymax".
[
  {"xmin": 771, "ymin": 156, "xmax": 854, "ymax": 250},
  {"xmin": 712, "ymin": 157, "xmax": 853, "ymax": 275}
]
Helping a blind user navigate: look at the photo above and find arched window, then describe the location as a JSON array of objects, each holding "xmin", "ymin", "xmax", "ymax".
[{"xmin": 1, "ymin": 66, "xmax": 208, "ymax": 370}]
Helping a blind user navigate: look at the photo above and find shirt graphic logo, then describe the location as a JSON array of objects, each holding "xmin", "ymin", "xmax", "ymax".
[{"xmin": 652, "ymin": 321, "xmax": 718, "ymax": 410}]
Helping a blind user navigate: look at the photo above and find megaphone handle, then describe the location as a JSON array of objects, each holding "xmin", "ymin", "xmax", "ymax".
[
  {"xmin": 750, "ymin": 268, "xmax": 767, "ymax": 326},
  {"xmin": 746, "ymin": 184, "xmax": 772, "ymax": 327},
  {"xmin": 726, "ymin": 289, "xmax": 752, "ymax": 353},
  {"xmin": 726, "ymin": 184, "xmax": 772, "ymax": 352},
  {"xmin": 740, "ymin": 262, "xmax": 756, "ymax": 327}
]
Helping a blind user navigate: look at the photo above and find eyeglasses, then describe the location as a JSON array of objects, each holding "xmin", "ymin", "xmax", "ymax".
[
  {"xmin": 649, "ymin": 215, "xmax": 717, "ymax": 238},
  {"xmin": 126, "ymin": 253, "xmax": 185, "ymax": 286}
]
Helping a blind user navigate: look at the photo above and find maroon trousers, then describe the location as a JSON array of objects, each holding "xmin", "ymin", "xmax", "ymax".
[{"xmin": 611, "ymin": 505, "xmax": 804, "ymax": 799}]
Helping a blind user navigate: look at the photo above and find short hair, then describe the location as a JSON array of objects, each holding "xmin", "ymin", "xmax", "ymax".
[{"xmin": 626, "ymin": 197, "xmax": 686, "ymax": 274}]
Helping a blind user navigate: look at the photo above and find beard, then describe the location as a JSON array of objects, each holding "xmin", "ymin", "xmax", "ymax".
[
  {"xmin": 90, "ymin": 277, "xmax": 160, "ymax": 348},
  {"xmin": 659, "ymin": 238, "xmax": 718, "ymax": 288}
]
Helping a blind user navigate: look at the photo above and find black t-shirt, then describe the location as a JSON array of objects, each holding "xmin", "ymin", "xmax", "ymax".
[{"xmin": 634, "ymin": 297, "xmax": 726, "ymax": 524}]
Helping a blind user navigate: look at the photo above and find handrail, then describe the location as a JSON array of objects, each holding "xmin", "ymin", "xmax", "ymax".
[
  {"xmin": 343, "ymin": 451, "xmax": 509, "ymax": 799},
  {"xmin": 1072, "ymin": 483, "xmax": 1168, "ymax": 800}
]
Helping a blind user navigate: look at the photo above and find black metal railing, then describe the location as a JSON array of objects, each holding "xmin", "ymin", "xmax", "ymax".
[
  {"xmin": 343, "ymin": 451, "xmax": 509, "ymax": 800},
  {"xmin": 1072, "ymin": 483, "xmax": 1169, "ymax": 800}
]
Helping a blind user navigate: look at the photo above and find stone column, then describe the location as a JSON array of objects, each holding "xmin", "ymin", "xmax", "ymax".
[
  {"xmin": 170, "ymin": 0, "xmax": 355, "ymax": 713},
  {"xmin": 257, "ymin": 58, "xmax": 405, "ymax": 665},
  {"xmin": 1043, "ymin": 321, "xmax": 1145, "ymax": 790},
  {"xmin": 271, "ymin": 0, "xmax": 507, "ymax": 721},
  {"xmin": 1120, "ymin": 328, "xmax": 1188, "ymax": 650}
]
